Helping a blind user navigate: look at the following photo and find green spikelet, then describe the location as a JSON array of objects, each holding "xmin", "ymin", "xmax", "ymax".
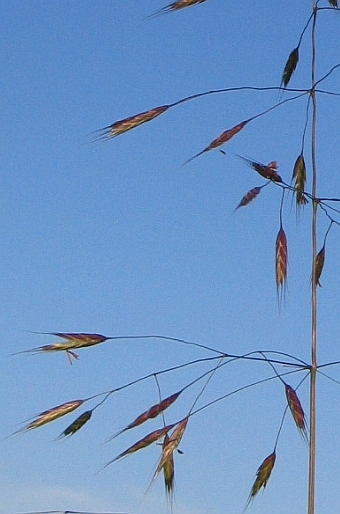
[
  {"xmin": 292, "ymin": 154, "xmax": 307, "ymax": 207},
  {"xmin": 281, "ymin": 47, "xmax": 299, "ymax": 88},
  {"xmin": 59, "ymin": 410, "xmax": 92, "ymax": 439},
  {"xmin": 314, "ymin": 245, "xmax": 325, "ymax": 287},
  {"xmin": 246, "ymin": 451, "xmax": 276, "ymax": 506}
]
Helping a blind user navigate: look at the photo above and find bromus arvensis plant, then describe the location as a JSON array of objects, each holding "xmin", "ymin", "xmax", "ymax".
[{"xmin": 10, "ymin": 2, "xmax": 340, "ymax": 514}]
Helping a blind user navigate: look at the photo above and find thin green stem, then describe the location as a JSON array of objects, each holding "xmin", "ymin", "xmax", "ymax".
[{"xmin": 308, "ymin": 4, "xmax": 318, "ymax": 514}]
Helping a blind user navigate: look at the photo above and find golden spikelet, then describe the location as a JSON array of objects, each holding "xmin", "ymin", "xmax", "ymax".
[
  {"xmin": 18, "ymin": 332, "xmax": 109, "ymax": 353},
  {"xmin": 48, "ymin": 332, "xmax": 108, "ymax": 346},
  {"xmin": 292, "ymin": 154, "xmax": 308, "ymax": 207},
  {"xmin": 281, "ymin": 47, "xmax": 299, "ymax": 88},
  {"xmin": 285, "ymin": 384, "xmax": 307, "ymax": 441},
  {"xmin": 147, "ymin": 418, "xmax": 189, "ymax": 505},
  {"xmin": 15, "ymin": 332, "xmax": 111, "ymax": 364},
  {"xmin": 158, "ymin": 417, "xmax": 188, "ymax": 468},
  {"xmin": 163, "ymin": 454, "xmax": 175, "ymax": 505},
  {"xmin": 161, "ymin": 434, "xmax": 175, "ymax": 507},
  {"xmin": 184, "ymin": 120, "xmax": 249, "ymax": 165},
  {"xmin": 247, "ymin": 452, "xmax": 276, "ymax": 506},
  {"xmin": 314, "ymin": 245, "xmax": 325, "ymax": 287},
  {"xmin": 96, "ymin": 105, "xmax": 169, "ymax": 140},
  {"xmin": 58, "ymin": 410, "xmax": 92, "ymax": 439},
  {"xmin": 16, "ymin": 400, "xmax": 84, "ymax": 435},
  {"xmin": 276, "ymin": 225, "xmax": 288, "ymax": 296}
]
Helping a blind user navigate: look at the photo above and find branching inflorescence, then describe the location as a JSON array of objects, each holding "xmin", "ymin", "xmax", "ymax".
[{"xmin": 12, "ymin": 2, "xmax": 340, "ymax": 512}]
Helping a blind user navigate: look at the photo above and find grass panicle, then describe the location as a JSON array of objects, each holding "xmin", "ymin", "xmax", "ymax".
[
  {"xmin": 275, "ymin": 224, "xmax": 288, "ymax": 297},
  {"xmin": 314, "ymin": 245, "xmax": 325, "ymax": 287},
  {"xmin": 109, "ymin": 391, "xmax": 182, "ymax": 440},
  {"xmin": 234, "ymin": 186, "xmax": 262, "ymax": 211},
  {"xmin": 58, "ymin": 410, "xmax": 93, "ymax": 439},
  {"xmin": 285, "ymin": 384, "xmax": 308, "ymax": 441},
  {"xmin": 246, "ymin": 451, "xmax": 276, "ymax": 507},
  {"xmin": 281, "ymin": 47, "xmax": 299, "ymax": 88},
  {"xmin": 238, "ymin": 156, "xmax": 283, "ymax": 182},
  {"xmin": 96, "ymin": 105, "xmax": 169, "ymax": 140},
  {"xmin": 292, "ymin": 154, "xmax": 308, "ymax": 207},
  {"xmin": 183, "ymin": 120, "xmax": 249, "ymax": 165},
  {"xmin": 104, "ymin": 424, "xmax": 176, "ymax": 468}
]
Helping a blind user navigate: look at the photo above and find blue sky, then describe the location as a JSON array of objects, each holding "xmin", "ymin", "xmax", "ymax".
[{"xmin": 1, "ymin": 2, "xmax": 340, "ymax": 514}]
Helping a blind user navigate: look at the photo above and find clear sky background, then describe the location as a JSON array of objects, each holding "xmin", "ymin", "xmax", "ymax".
[{"xmin": 2, "ymin": 2, "xmax": 340, "ymax": 514}]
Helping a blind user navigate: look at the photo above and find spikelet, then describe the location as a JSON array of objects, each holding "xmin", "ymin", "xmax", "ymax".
[
  {"xmin": 104, "ymin": 424, "xmax": 176, "ymax": 468},
  {"xmin": 15, "ymin": 332, "xmax": 110, "ymax": 363},
  {"xmin": 96, "ymin": 105, "xmax": 169, "ymax": 140},
  {"xmin": 328, "ymin": 0, "xmax": 338, "ymax": 7},
  {"xmin": 148, "ymin": 417, "xmax": 189, "ymax": 503},
  {"xmin": 246, "ymin": 451, "xmax": 276, "ymax": 506},
  {"xmin": 158, "ymin": 417, "xmax": 189, "ymax": 468},
  {"xmin": 184, "ymin": 120, "xmax": 249, "ymax": 165},
  {"xmin": 238, "ymin": 156, "xmax": 282, "ymax": 182},
  {"xmin": 275, "ymin": 225, "xmax": 288, "ymax": 297},
  {"xmin": 58, "ymin": 410, "xmax": 92, "ymax": 439},
  {"xmin": 149, "ymin": 433, "xmax": 176, "ymax": 508},
  {"xmin": 153, "ymin": 419, "xmax": 188, "ymax": 481},
  {"xmin": 152, "ymin": 0, "xmax": 207, "ymax": 16},
  {"xmin": 162, "ymin": 436, "xmax": 175, "ymax": 507},
  {"xmin": 292, "ymin": 154, "xmax": 307, "ymax": 207},
  {"xmin": 109, "ymin": 391, "xmax": 182, "ymax": 440},
  {"xmin": 234, "ymin": 187, "xmax": 262, "ymax": 211},
  {"xmin": 281, "ymin": 47, "xmax": 299, "ymax": 88},
  {"xmin": 285, "ymin": 384, "xmax": 308, "ymax": 441},
  {"xmin": 13, "ymin": 400, "xmax": 84, "ymax": 435},
  {"xmin": 19, "ymin": 332, "xmax": 109, "ymax": 352},
  {"xmin": 314, "ymin": 245, "xmax": 325, "ymax": 287}
]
